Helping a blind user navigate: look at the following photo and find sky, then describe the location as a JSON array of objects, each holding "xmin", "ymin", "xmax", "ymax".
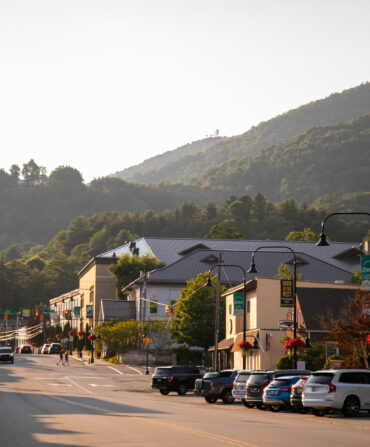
[{"xmin": 0, "ymin": 0, "xmax": 369, "ymax": 182}]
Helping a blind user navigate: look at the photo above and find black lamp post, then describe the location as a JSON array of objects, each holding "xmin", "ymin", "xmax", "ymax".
[
  {"xmin": 316, "ymin": 212, "xmax": 370, "ymax": 246},
  {"xmin": 248, "ymin": 246, "xmax": 298, "ymax": 369},
  {"xmin": 206, "ymin": 263, "xmax": 248, "ymax": 370}
]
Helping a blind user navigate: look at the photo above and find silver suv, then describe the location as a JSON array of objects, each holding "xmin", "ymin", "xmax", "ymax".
[
  {"xmin": 232, "ymin": 370, "xmax": 255, "ymax": 406},
  {"xmin": 303, "ymin": 369, "xmax": 370, "ymax": 417}
]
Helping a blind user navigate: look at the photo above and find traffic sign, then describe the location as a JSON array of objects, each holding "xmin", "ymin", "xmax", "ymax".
[{"xmin": 361, "ymin": 255, "xmax": 370, "ymax": 290}]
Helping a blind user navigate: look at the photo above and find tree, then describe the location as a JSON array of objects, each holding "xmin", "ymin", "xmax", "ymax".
[
  {"xmin": 275, "ymin": 263, "xmax": 303, "ymax": 280},
  {"xmin": 109, "ymin": 254, "xmax": 164, "ymax": 299},
  {"xmin": 22, "ymin": 159, "xmax": 46, "ymax": 185},
  {"xmin": 326, "ymin": 290, "xmax": 369, "ymax": 369},
  {"xmin": 171, "ymin": 273, "xmax": 226, "ymax": 349},
  {"xmin": 285, "ymin": 228, "xmax": 319, "ymax": 242},
  {"xmin": 9, "ymin": 164, "xmax": 20, "ymax": 181}
]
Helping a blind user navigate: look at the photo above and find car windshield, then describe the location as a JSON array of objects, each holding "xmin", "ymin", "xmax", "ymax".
[
  {"xmin": 154, "ymin": 368, "xmax": 172, "ymax": 375},
  {"xmin": 306, "ymin": 373, "xmax": 334, "ymax": 384},
  {"xmin": 248, "ymin": 374, "xmax": 269, "ymax": 385},
  {"xmin": 203, "ymin": 372, "xmax": 220, "ymax": 379},
  {"xmin": 0, "ymin": 348, "xmax": 12, "ymax": 353}
]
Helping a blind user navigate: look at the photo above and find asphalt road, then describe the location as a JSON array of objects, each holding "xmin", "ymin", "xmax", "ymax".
[{"xmin": 0, "ymin": 354, "xmax": 369, "ymax": 447}]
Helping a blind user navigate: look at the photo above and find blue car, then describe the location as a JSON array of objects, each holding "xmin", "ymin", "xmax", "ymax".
[{"xmin": 263, "ymin": 375, "xmax": 305, "ymax": 412}]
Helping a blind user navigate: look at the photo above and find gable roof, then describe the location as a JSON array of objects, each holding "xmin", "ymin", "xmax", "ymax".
[
  {"xmin": 297, "ymin": 287, "xmax": 357, "ymax": 331},
  {"xmin": 96, "ymin": 237, "xmax": 361, "ymax": 274},
  {"xmin": 142, "ymin": 249, "xmax": 353, "ymax": 286}
]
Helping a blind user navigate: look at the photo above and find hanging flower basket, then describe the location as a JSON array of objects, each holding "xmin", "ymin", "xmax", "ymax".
[
  {"xmin": 55, "ymin": 333, "xmax": 63, "ymax": 340},
  {"xmin": 68, "ymin": 330, "xmax": 76, "ymax": 337},
  {"xmin": 284, "ymin": 337, "xmax": 305, "ymax": 351},
  {"xmin": 367, "ymin": 334, "xmax": 370, "ymax": 346},
  {"xmin": 237, "ymin": 340, "xmax": 253, "ymax": 353},
  {"xmin": 88, "ymin": 334, "xmax": 97, "ymax": 341},
  {"xmin": 46, "ymin": 337, "xmax": 53, "ymax": 343},
  {"xmin": 77, "ymin": 330, "xmax": 86, "ymax": 337},
  {"xmin": 31, "ymin": 342, "xmax": 38, "ymax": 347}
]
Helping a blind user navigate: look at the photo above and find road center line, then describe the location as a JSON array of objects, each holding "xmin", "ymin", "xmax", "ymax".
[
  {"xmin": 107, "ymin": 366, "xmax": 124, "ymax": 375},
  {"xmin": 65, "ymin": 376, "xmax": 93, "ymax": 394}
]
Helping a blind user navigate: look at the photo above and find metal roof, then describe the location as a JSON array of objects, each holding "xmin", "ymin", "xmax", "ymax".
[
  {"xmin": 144, "ymin": 249, "xmax": 353, "ymax": 286},
  {"xmin": 96, "ymin": 237, "xmax": 362, "ymax": 274}
]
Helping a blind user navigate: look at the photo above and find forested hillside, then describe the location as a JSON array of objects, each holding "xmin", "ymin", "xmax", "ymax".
[
  {"xmin": 115, "ymin": 83, "xmax": 370, "ymax": 185},
  {"xmin": 115, "ymin": 136, "xmax": 226, "ymax": 182},
  {"xmin": 1, "ymin": 192, "xmax": 368, "ymax": 312},
  {"xmin": 194, "ymin": 114, "xmax": 370, "ymax": 202}
]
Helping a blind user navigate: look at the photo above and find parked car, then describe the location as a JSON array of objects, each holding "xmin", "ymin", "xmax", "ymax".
[
  {"xmin": 194, "ymin": 369, "xmax": 238, "ymax": 404},
  {"xmin": 41, "ymin": 344, "xmax": 51, "ymax": 354},
  {"xmin": 19, "ymin": 345, "xmax": 32, "ymax": 354},
  {"xmin": 152, "ymin": 365, "xmax": 207, "ymax": 395},
  {"xmin": 0, "ymin": 347, "xmax": 14, "ymax": 364},
  {"xmin": 232, "ymin": 370, "xmax": 256, "ymax": 407},
  {"xmin": 263, "ymin": 375, "xmax": 305, "ymax": 412},
  {"xmin": 303, "ymin": 369, "xmax": 370, "ymax": 417},
  {"xmin": 245, "ymin": 370, "xmax": 311, "ymax": 409},
  {"xmin": 49, "ymin": 343, "xmax": 62, "ymax": 354},
  {"xmin": 290, "ymin": 376, "xmax": 310, "ymax": 412}
]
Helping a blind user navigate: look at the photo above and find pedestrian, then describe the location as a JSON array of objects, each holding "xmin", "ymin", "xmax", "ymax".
[
  {"xmin": 57, "ymin": 349, "xmax": 64, "ymax": 366},
  {"xmin": 64, "ymin": 351, "xmax": 69, "ymax": 366}
]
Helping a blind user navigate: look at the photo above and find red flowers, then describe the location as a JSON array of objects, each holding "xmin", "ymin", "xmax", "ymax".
[
  {"xmin": 46, "ymin": 337, "xmax": 53, "ymax": 343},
  {"xmin": 237, "ymin": 340, "xmax": 253, "ymax": 351},
  {"xmin": 284, "ymin": 338, "xmax": 305, "ymax": 351},
  {"xmin": 68, "ymin": 330, "xmax": 75, "ymax": 337},
  {"xmin": 77, "ymin": 330, "xmax": 86, "ymax": 337},
  {"xmin": 88, "ymin": 334, "xmax": 96, "ymax": 341},
  {"xmin": 56, "ymin": 333, "xmax": 63, "ymax": 339},
  {"xmin": 367, "ymin": 334, "xmax": 370, "ymax": 346},
  {"xmin": 31, "ymin": 342, "xmax": 38, "ymax": 347}
]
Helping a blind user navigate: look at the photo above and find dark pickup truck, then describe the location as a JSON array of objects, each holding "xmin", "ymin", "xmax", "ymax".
[{"xmin": 194, "ymin": 369, "xmax": 238, "ymax": 404}]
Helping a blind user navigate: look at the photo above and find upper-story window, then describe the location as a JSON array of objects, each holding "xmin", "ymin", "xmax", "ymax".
[{"xmin": 150, "ymin": 300, "xmax": 158, "ymax": 314}]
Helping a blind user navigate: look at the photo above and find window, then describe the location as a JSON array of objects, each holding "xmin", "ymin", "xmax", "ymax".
[
  {"xmin": 229, "ymin": 304, "xmax": 232, "ymax": 315},
  {"xmin": 247, "ymin": 301, "xmax": 250, "ymax": 313},
  {"xmin": 150, "ymin": 300, "xmax": 158, "ymax": 314},
  {"xmin": 339, "ymin": 372, "xmax": 370, "ymax": 384}
]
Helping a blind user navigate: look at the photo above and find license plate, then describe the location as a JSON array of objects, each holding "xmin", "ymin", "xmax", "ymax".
[
  {"xmin": 157, "ymin": 379, "xmax": 162, "ymax": 382},
  {"xmin": 269, "ymin": 390, "xmax": 277, "ymax": 395}
]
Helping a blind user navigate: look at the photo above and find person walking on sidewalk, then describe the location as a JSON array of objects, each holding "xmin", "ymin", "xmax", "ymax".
[
  {"xmin": 57, "ymin": 348, "xmax": 64, "ymax": 366},
  {"xmin": 64, "ymin": 351, "xmax": 69, "ymax": 366}
]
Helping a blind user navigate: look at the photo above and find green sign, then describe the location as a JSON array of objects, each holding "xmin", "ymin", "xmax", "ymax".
[
  {"xmin": 361, "ymin": 255, "xmax": 370, "ymax": 291},
  {"xmin": 6, "ymin": 309, "xmax": 17, "ymax": 316},
  {"xmin": 74, "ymin": 306, "xmax": 81, "ymax": 318},
  {"xmin": 233, "ymin": 292, "xmax": 244, "ymax": 316},
  {"xmin": 280, "ymin": 280, "xmax": 294, "ymax": 307},
  {"xmin": 43, "ymin": 309, "xmax": 52, "ymax": 315}
]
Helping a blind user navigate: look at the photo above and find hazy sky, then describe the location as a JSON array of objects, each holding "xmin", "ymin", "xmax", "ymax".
[{"xmin": 1, "ymin": 0, "xmax": 369, "ymax": 182}]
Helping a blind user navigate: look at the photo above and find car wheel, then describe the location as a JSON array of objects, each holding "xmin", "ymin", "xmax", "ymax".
[
  {"xmin": 159, "ymin": 389, "xmax": 170, "ymax": 395},
  {"xmin": 222, "ymin": 389, "xmax": 234, "ymax": 404},
  {"xmin": 256, "ymin": 403, "xmax": 266, "ymax": 410},
  {"xmin": 270, "ymin": 404, "xmax": 280, "ymax": 412},
  {"xmin": 205, "ymin": 396, "xmax": 217, "ymax": 404},
  {"xmin": 242, "ymin": 400, "xmax": 254, "ymax": 408},
  {"xmin": 343, "ymin": 396, "xmax": 360, "ymax": 418},
  {"xmin": 11, "ymin": 360, "xmax": 14, "ymax": 364},
  {"xmin": 312, "ymin": 409, "xmax": 326, "ymax": 417},
  {"xmin": 177, "ymin": 384, "xmax": 187, "ymax": 396}
]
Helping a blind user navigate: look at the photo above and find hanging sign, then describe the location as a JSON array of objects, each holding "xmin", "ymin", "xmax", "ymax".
[
  {"xmin": 74, "ymin": 306, "xmax": 81, "ymax": 318},
  {"xmin": 233, "ymin": 292, "xmax": 244, "ymax": 316},
  {"xmin": 86, "ymin": 305, "xmax": 93, "ymax": 318},
  {"xmin": 280, "ymin": 280, "xmax": 294, "ymax": 307}
]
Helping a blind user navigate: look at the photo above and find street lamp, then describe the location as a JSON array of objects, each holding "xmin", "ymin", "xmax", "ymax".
[
  {"xmin": 316, "ymin": 212, "xmax": 370, "ymax": 246},
  {"xmin": 248, "ymin": 246, "xmax": 298, "ymax": 369},
  {"xmin": 206, "ymin": 263, "xmax": 248, "ymax": 370}
]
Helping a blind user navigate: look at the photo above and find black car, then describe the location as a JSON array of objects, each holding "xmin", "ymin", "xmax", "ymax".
[
  {"xmin": 0, "ymin": 347, "xmax": 14, "ymax": 364},
  {"xmin": 194, "ymin": 370, "xmax": 239, "ymax": 404},
  {"xmin": 49, "ymin": 343, "xmax": 62, "ymax": 354},
  {"xmin": 245, "ymin": 370, "xmax": 311, "ymax": 409},
  {"xmin": 290, "ymin": 376, "xmax": 310, "ymax": 412},
  {"xmin": 19, "ymin": 345, "xmax": 32, "ymax": 354},
  {"xmin": 152, "ymin": 365, "xmax": 207, "ymax": 395}
]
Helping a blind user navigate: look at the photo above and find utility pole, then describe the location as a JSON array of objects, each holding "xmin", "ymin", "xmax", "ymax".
[{"xmin": 213, "ymin": 253, "xmax": 222, "ymax": 371}]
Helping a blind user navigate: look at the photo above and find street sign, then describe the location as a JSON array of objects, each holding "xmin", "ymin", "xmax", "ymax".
[
  {"xmin": 43, "ymin": 309, "xmax": 52, "ymax": 315},
  {"xmin": 6, "ymin": 309, "xmax": 17, "ymax": 316},
  {"xmin": 361, "ymin": 255, "xmax": 370, "ymax": 290},
  {"xmin": 233, "ymin": 292, "xmax": 244, "ymax": 316},
  {"xmin": 280, "ymin": 280, "xmax": 294, "ymax": 307},
  {"xmin": 74, "ymin": 306, "xmax": 81, "ymax": 318},
  {"xmin": 22, "ymin": 309, "xmax": 30, "ymax": 317}
]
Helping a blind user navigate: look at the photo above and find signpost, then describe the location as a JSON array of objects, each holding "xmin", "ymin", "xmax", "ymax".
[{"xmin": 361, "ymin": 255, "xmax": 370, "ymax": 291}]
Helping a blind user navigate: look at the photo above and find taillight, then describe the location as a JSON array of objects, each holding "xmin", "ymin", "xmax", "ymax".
[
  {"xmin": 279, "ymin": 387, "xmax": 291, "ymax": 393},
  {"xmin": 328, "ymin": 377, "xmax": 336, "ymax": 393},
  {"xmin": 168, "ymin": 376, "xmax": 174, "ymax": 382},
  {"xmin": 233, "ymin": 383, "xmax": 235, "ymax": 389}
]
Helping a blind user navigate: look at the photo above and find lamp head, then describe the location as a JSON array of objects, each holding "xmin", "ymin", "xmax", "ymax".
[
  {"xmin": 316, "ymin": 233, "xmax": 330, "ymax": 246},
  {"xmin": 247, "ymin": 262, "xmax": 257, "ymax": 274},
  {"xmin": 304, "ymin": 336, "xmax": 312, "ymax": 348},
  {"xmin": 253, "ymin": 338, "xmax": 259, "ymax": 349},
  {"xmin": 205, "ymin": 274, "xmax": 213, "ymax": 287}
]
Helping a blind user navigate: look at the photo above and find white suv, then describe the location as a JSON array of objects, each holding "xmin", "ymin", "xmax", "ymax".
[{"xmin": 303, "ymin": 369, "xmax": 370, "ymax": 417}]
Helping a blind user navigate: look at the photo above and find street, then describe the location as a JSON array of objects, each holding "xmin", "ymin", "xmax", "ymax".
[{"xmin": 0, "ymin": 355, "xmax": 369, "ymax": 447}]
